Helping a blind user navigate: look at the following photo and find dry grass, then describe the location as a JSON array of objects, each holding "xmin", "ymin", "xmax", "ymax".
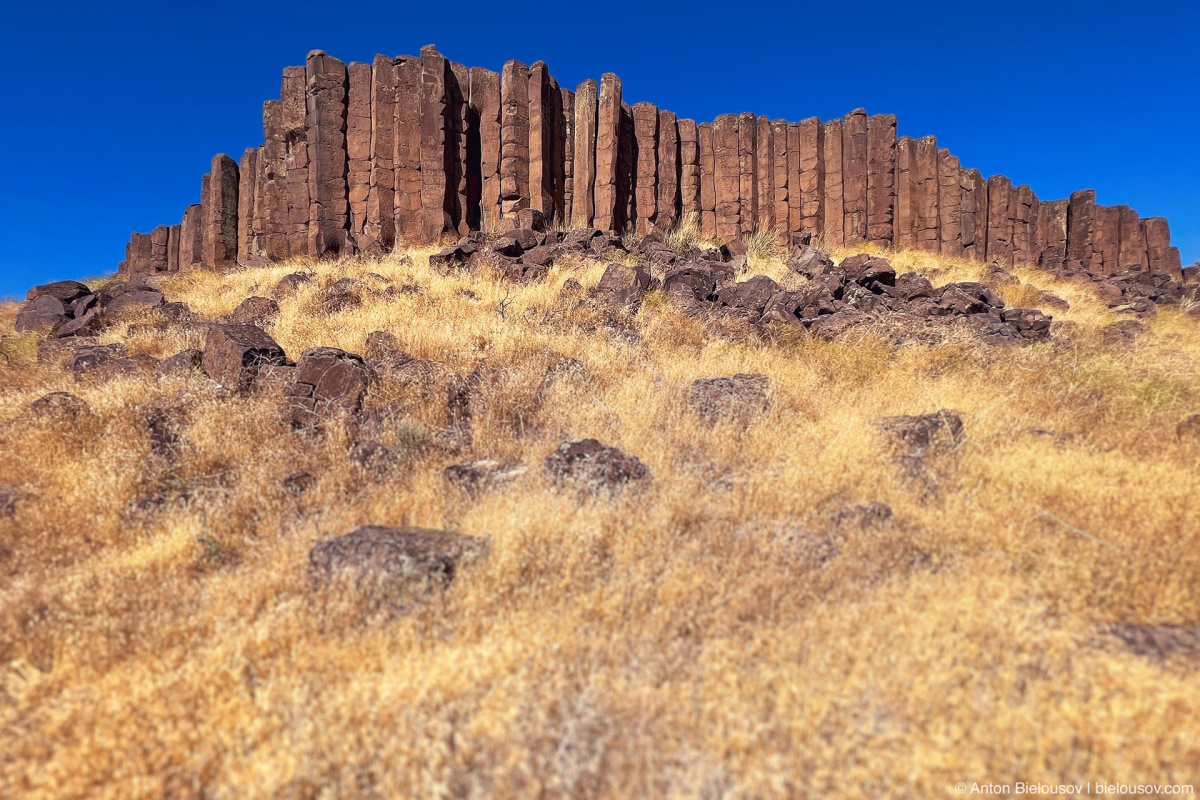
[{"xmin": 1, "ymin": 240, "xmax": 1199, "ymax": 798}]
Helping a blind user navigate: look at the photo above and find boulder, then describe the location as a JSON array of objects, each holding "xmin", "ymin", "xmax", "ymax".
[
  {"xmin": 348, "ymin": 440, "xmax": 394, "ymax": 476},
  {"xmin": 67, "ymin": 343, "xmax": 126, "ymax": 376},
  {"xmin": 96, "ymin": 354, "xmax": 160, "ymax": 382},
  {"xmin": 544, "ymin": 438, "xmax": 649, "ymax": 494},
  {"xmin": 364, "ymin": 330, "xmax": 401, "ymax": 359},
  {"xmin": 715, "ymin": 276, "xmax": 779, "ymax": 317},
  {"xmin": 223, "ymin": 296, "xmax": 280, "ymax": 327},
  {"xmin": 787, "ymin": 246, "xmax": 834, "ymax": 278},
  {"xmin": 15, "ymin": 295, "xmax": 69, "ymax": 334},
  {"xmin": 286, "ymin": 347, "xmax": 373, "ymax": 430},
  {"xmin": 0, "ymin": 486, "xmax": 24, "ymax": 517},
  {"xmin": 688, "ymin": 374, "xmax": 771, "ymax": 423},
  {"xmin": 104, "ymin": 289, "xmax": 166, "ymax": 318},
  {"xmin": 55, "ymin": 309, "xmax": 103, "ymax": 338},
  {"xmin": 26, "ymin": 280, "xmax": 91, "ymax": 304},
  {"xmin": 29, "ymin": 392, "xmax": 93, "ymax": 424},
  {"xmin": 839, "ymin": 254, "xmax": 896, "ymax": 290},
  {"xmin": 308, "ymin": 525, "xmax": 488, "ymax": 595},
  {"xmin": 876, "ymin": 410, "xmax": 965, "ymax": 456},
  {"xmin": 935, "ymin": 282, "xmax": 1004, "ymax": 316},
  {"xmin": 593, "ymin": 263, "xmax": 652, "ymax": 311},
  {"xmin": 429, "ymin": 242, "xmax": 477, "ymax": 273},
  {"xmin": 202, "ymin": 324, "xmax": 288, "ymax": 392},
  {"xmin": 157, "ymin": 349, "xmax": 205, "ymax": 379},
  {"xmin": 271, "ymin": 272, "xmax": 313, "ymax": 298},
  {"xmin": 315, "ymin": 278, "xmax": 363, "ymax": 313}
]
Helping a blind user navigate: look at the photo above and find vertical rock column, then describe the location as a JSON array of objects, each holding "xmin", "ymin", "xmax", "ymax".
[
  {"xmin": 1117, "ymin": 206, "xmax": 1149, "ymax": 271},
  {"xmin": 1066, "ymin": 189, "xmax": 1096, "ymax": 270},
  {"xmin": 1011, "ymin": 185, "xmax": 1039, "ymax": 266},
  {"xmin": 755, "ymin": 115, "xmax": 774, "ymax": 234},
  {"xmin": 937, "ymin": 150, "xmax": 962, "ymax": 256},
  {"xmin": 959, "ymin": 168, "xmax": 985, "ymax": 261},
  {"xmin": 527, "ymin": 62, "xmax": 552, "ymax": 219},
  {"xmin": 737, "ymin": 112, "xmax": 757, "ymax": 239},
  {"xmin": 679, "ymin": 119, "xmax": 700, "ymax": 221},
  {"xmin": 259, "ymin": 97, "xmax": 289, "ymax": 260},
  {"xmin": 560, "ymin": 86, "xmax": 575, "ymax": 226},
  {"xmin": 203, "ymin": 155, "xmax": 239, "ymax": 269},
  {"xmin": 785, "ymin": 123, "xmax": 801, "ymax": 236},
  {"xmin": 237, "ymin": 148, "xmax": 259, "ymax": 262},
  {"xmin": 798, "ymin": 118, "xmax": 824, "ymax": 237},
  {"xmin": 1145, "ymin": 218, "xmax": 1173, "ymax": 275},
  {"xmin": 592, "ymin": 73, "xmax": 622, "ymax": 232},
  {"xmin": 150, "ymin": 225, "xmax": 170, "ymax": 272},
  {"xmin": 866, "ymin": 114, "xmax": 896, "ymax": 248},
  {"xmin": 631, "ymin": 102, "xmax": 658, "ymax": 236},
  {"xmin": 713, "ymin": 115, "xmax": 740, "ymax": 241},
  {"xmin": 771, "ymin": 120, "xmax": 789, "ymax": 238},
  {"xmin": 698, "ymin": 122, "xmax": 717, "ymax": 237},
  {"xmin": 893, "ymin": 138, "xmax": 914, "ymax": 251},
  {"xmin": 365, "ymin": 55, "xmax": 397, "ymax": 249},
  {"xmin": 469, "ymin": 67, "xmax": 501, "ymax": 233},
  {"xmin": 418, "ymin": 46, "xmax": 450, "ymax": 240},
  {"xmin": 657, "ymin": 110, "xmax": 679, "ymax": 232},
  {"xmin": 1036, "ymin": 199, "xmax": 1068, "ymax": 270},
  {"xmin": 282, "ymin": 66, "xmax": 310, "ymax": 258},
  {"xmin": 392, "ymin": 56, "xmax": 423, "ymax": 242},
  {"xmin": 449, "ymin": 61, "xmax": 469, "ymax": 235},
  {"xmin": 570, "ymin": 78, "xmax": 597, "ymax": 229},
  {"xmin": 822, "ymin": 118, "xmax": 844, "ymax": 246},
  {"xmin": 306, "ymin": 51, "xmax": 349, "ymax": 258},
  {"xmin": 346, "ymin": 61, "xmax": 373, "ymax": 241},
  {"xmin": 167, "ymin": 224, "xmax": 181, "ymax": 272},
  {"xmin": 912, "ymin": 136, "xmax": 940, "ymax": 253},
  {"xmin": 617, "ymin": 104, "xmax": 635, "ymax": 231},
  {"xmin": 180, "ymin": 205, "xmax": 202, "ymax": 267},
  {"xmin": 985, "ymin": 175, "xmax": 1013, "ymax": 266},
  {"xmin": 841, "ymin": 109, "xmax": 868, "ymax": 245}
]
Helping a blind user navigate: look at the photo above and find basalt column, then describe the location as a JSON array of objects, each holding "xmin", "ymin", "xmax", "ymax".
[
  {"xmin": 1117, "ymin": 206, "xmax": 1149, "ymax": 271},
  {"xmin": 632, "ymin": 102, "xmax": 659, "ymax": 236},
  {"xmin": 713, "ymin": 115, "xmax": 740, "ymax": 241},
  {"xmin": 1011, "ymin": 185, "xmax": 1039, "ymax": 266},
  {"xmin": 365, "ymin": 56, "xmax": 397, "ymax": 249},
  {"xmin": 1146, "ymin": 218, "xmax": 1174, "ymax": 275},
  {"xmin": 419, "ymin": 46, "xmax": 451, "ymax": 240},
  {"xmin": 771, "ymin": 120, "xmax": 789, "ymax": 237},
  {"xmin": 449, "ymin": 61, "xmax": 469, "ymax": 235},
  {"xmin": 469, "ymin": 67, "xmax": 501, "ymax": 232},
  {"xmin": 593, "ymin": 73, "xmax": 622, "ymax": 232},
  {"xmin": 798, "ymin": 118, "xmax": 824, "ymax": 237},
  {"xmin": 346, "ymin": 62, "xmax": 373, "ymax": 241},
  {"xmin": 785, "ymin": 123, "xmax": 801, "ymax": 235},
  {"xmin": 737, "ymin": 112, "xmax": 758, "ymax": 238},
  {"xmin": 912, "ymin": 136, "xmax": 939, "ymax": 253},
  {"xmin": 679, "ymin": 118, "xmax": 700, "ymax": 220},
  {"xmin": 961, "ymin": 168, "xmax": 987, "ymax": 261},
  {"xmin": 755, "ymin": 116, "xmax": 774, "ymax": 234},
  {"xmin": 1066, "ymin": 189, "xmax": 1096, "ymax": 269},
  {"xmin": 167, "ymin": 224, "xmax": 181, "ymax": 273},
  {"xmin": 1037, "ymin": 199, "xmax": 1068, "ymax": 270},
  {"xmin": 560, "ymin": 86, "xmax": 575, "ymax": 225},
  {"xmin": 306, "ymin": 51, "xmax": 350, "ymax": 258},
  {"xmin": 237, "ymin": 148, "xmax": 259, "ymax": 262},
  {"xmin": 986, "ymin": 175, "xmax": 1013, "ymax": 266},
  {"xmin": 394, "ymin": 56, "xmax": 423, "ymax": 242},
  {"xmin": 203, "ymin": 155, "xmax": 239, "ymax": 269},
  {"xmin": 698, "ymin": 122, "xmax": 717, "ymax": 236},
  {"xmin": 657, "ymin": 110, "xmax": 679, "ymax": 232},
  {"xmin": 528, "ymin": 62, "xmax": 553, "ymax": 220},
  {"xmin": 1093, "ymin": 204, "xmax": 1121, "ymax": 275},
  {"xmin": 150, "ymin": 225, "xmax": 170, "ymax": 272},
  {"xmin": 937, "ymin": 150, "xmax": 962, "ymax": 256},
  {"xmin": 842, "ymin": 109, "xmax": 868, "ymax": 245},
  {"xmin": 259, "ymin": 98, "xmax": 289, "ymax": 260},
  {"xmin": 822, "ymin": 118, "xmax": 844, "ymax": 246},
  {"xmin": 570, "ymin": 79, "xmax": 597, "ymax": 229},
  {"xmin": 866, "ymin": 114, "xmax": 896, "ymax": 248},
  {"xmin": 281, "ymin": 66, "xmax": 310, "ymax": 258},
  {"xmin": 180, "ymin": 204, "xmax": 202, "ymax": 267},
  {"xmin": 617, "ymin": 104, "xmax": 635, "ymax": 231},
  {"xmin": 894, "ymin": 138, "xmax": 915, "ymax": 251}
]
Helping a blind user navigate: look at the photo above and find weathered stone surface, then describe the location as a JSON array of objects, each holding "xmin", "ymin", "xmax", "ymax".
[
  {"xmin": 737, "ymin": 112, "xmax": 757, "ymax": 239},
  {"xmin": 796, "ymin": 118, "xmax": 824, "ymax": 238},
  {"xmin": 912, "ymin": 136, "xmax": 939, "ymax": 253},
  {"xmin": 26, "ymin": 280, "xmax": 90, "ymax": 303},
  {"xmin": 444, "ymin": 459, "xmax": 528, "ymax": 494},
  {"xmin": 688, "ymin": 373, "xmax": 770, "ymax": 423},
  {"xmin": 345, "ymin": 61, "xmax": 373, "ymax": 240},
  {"xmin": 203, "ymin": 154, "xmax": 239, "ymax": 268},
  {"xmin": 29, "ymin": 391, "xmax": 94, "ymax": 424},
  {"xmin": 287, "ymin": 346, "xmax": 373, "ymax": 429},
  {"xmin": 842, "ymin": 109, "xmax": 868, "ymax": 245},
  {"xmin": 631, "ymin": 102, "xmax": 659, "ymax": 235},
  {"xmin": 309, "ymin": 525, "xmax": 487, "ymax": 595},
  {"xmin": 236, "ymin": 148, "xmax": 259, "ymax": 262},
  {"xmin": 713, "ymin": 114, "xmax": 740, "ymax": 241},
  {"xmin": 1010, "ymin": 185, "xmax": 1039, "ymax": 267},
  {"xmin": 67, "ymin": 343, "xmax": 126, "ymax": 376},
  {"xmin": 679, "ymin": 118, "xmax": 700, "ymax": 220},
  {"xmin": 866, "ymin": 114, "xmax": 896, "ymax": 247},
  {"xmin": 755, "ymin": 115, "xmax": 775, "ymax": 234},
  {"xmin": 499, "ymin": 59, "xmax": 530, "ymax": 220},
  {"xmin": 1067, "ymin": 189, "xmax": 1096, "ymax": 268},
  {"xmin": 821, "ymin": 118, "xmax": 844, "ymax": 246},
  {"xmin": 937, "ymin": 150, "xmax": 962, "ymax": 255},
  {"xmin": 167, "ymin": 223, "xmax": 181, "ymax": 273},
  {"xmin": 527, "ymin": 62, "xmax": 553, "ymax": 219},
  {"xmin": 280, "ymin": 66, "xmax": 311, "ymax": 258},
  {"xmin": 16, "ymin": 294, "xmax": 69, "ymax": 334},
  {"xmin": 179, "ymin": 204, "xmax": 203, "ymax": 267},
  {"xmin": 418, "ymin": 47, "xmax": 451, "ymax": 241},
  {"xmin": 698, "ymin": 122, "xmax": 717, "ymax": 236},
  {"xmin": 594, "ymin": 263, "xmax": 652, "ymax": 311},
  {"xmin": 202, "ymin": 324, "xmax": 288, "ymax": 392},
  {"xmin": 306, "ymin": 51, "xmax": 350, "ymax": 258},
  {"xmin": 1117, "ymin": 206, "xmax": 1149, "ymax": 272},
  {"xmin": 394, "ymin": 55, "xmax": 423, "ymax": 243},
  {"xmin": 771, "ymin": 119, "xmax": 790, "ymax": 237},
  {"xmin": 544, "ymin": 438, "xmax": 649, "ymax": 493},
  {"xmin": 157, "ymin": 348, "xmax": 205, "ymax": 379},
  {"xmin": 962, "ymin": 169, "xmax": 988, "ymax": 261},
  {"xmin": 1035, "ymin": 198, "xmax": 1068, "ymax": 270},
  {"xmin": 570, "ymin": 79, "xmax": 597, "ymax": 230},
  {"xmin": 560, "ymin": 86, "xmax": 575, "ymax": 225},
  {"xmin": 365, "ymin": 55, "xmax": 398, "ymax": 249},
  {"xmin": 986, "ymin": 175, "xmax": 1013, "ymax": 266},
  {"xmin": 272, "ymin": 271, "xmax": 313, "ymax": 298},
  {"xmin": 1145, "ymin": 217, "xmax": 1173, "ymax": 276},
  {"xmin": 448, "ymin": 61, "xmax": 470, "ymax": 236},
  {"xmin": 149, "ymin": 224, "xmax": 171, "ymax": 273},
  {"xmin": 657, "ymin": 110, "xmax": 679, "ymax": 231},
  {"xmin": 469, "ymin": 67, "xmax": 502, "ymax": 233},
  {"xmin": 616, "ymin": 104, "xmax": 635, "ymax": 232},
  {"xmin": 105, "ymin": 289, "xmax": 165, "ymax": 318},
  {"xmin": 876, "ymin": 410, "xmax": 965, "ymax": 456},
  {"xmin": 223, "ymin": 296, "xmax": 280, "ymax": 327},
  {"xmin": 893, "ymin": 137, "xmax": 915, "ymax": 251}
]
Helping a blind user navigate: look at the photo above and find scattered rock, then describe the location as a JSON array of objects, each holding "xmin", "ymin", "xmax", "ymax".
[
  {"xmin": 308, "ymin": 525, "xmax": 488, "ymax": 596},
  {"xmin": 829, "ymin": 501, "xmax": 894, "ymax": 532},
  {"xmin": 593, "ymin": 263, "xmax": 652, "ymax": 311},
  {"xmin": 271, "ymin": 272, "xmax": 313, "ymax": 298},
  {"xmin": 15, "ymin": 295, "xmax": 69, "ymax": 334},
  {"xmin": 876, "ymin": 410, "xmax": 965, "ymax": 456},
  {"xmin": 687, "ymin": 374, "xmax": 771, "ymax": 423},
  {"xmin": 544, "ymin": 438, "xmax": 650, "ymax": 494},
  {"xmin": 27, "ymin": 280, "xmax": 91, "ymax": 304},
  {"xmin": 104, "ymin": 289, "xmax": 166, "ymax": 318},
  {"xmin": 363, "ymin": 330, "xmax": 401, "ymax": 359},
  {"xmin": 286, "ymin": 347, "xmax": 372, "ymax": 430},
  {"xmin": 315, "ymin": 278, "xmax": 363, "ymax": 313},
  {"xmin": 1102, "ymin": 320, "xmax": 1143, "ymax": 345},
  {"xmin": 1105, "ymin": 624, "xmax": 1200, "ymax": 661},
  {"xmin": 348, "ymin": 440, "xmax": 394, "ymax": 475},
  {"xmin": 282, "ymin": 471, "xmax": 316, "ymax": 495},
  {"xmin": 1177, "ymin": 414, "xmax": 1200, "ymax": 443},
  {"xmin": 95, "ymin": 354, "xmax": 160, "ymax": 382},
  {"xmin": 157, "ymin": 349, "xmax": 205, "ymax": 379},
  {"xmin": 0, "ymin": 485, "xmax": 25, "ymax": 517},
  {"xmin": 55, "ymin": 310, "xmax": 103, "ymax": 338},
  {"xmin": 29, "ymin": 392, "xmax": 93, "ymax": 424},
  {"xmin": 444, "ymin": 459, "xmax": 528, "ymax": 494},
  {"xmin": 67, "ymin": 343, "xmax": 126, "ymax": 376},
  {"xmin": 223, "ymin": 296, "xmax": 280, "ymax": 326},
  {"xmin": 202, "ymin": 324, "xmax": 288, "ymax": 392}
]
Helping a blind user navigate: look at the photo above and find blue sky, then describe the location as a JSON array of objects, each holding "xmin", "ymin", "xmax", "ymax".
[{"xmin": 1, "ymin": 0, "xmax": 1196, "ymax": 299}]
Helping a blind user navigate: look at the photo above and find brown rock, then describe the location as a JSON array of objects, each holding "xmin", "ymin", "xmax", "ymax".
[
  {"xmin": 593, "ymin": 73, "xmax": 622, "ymax": 232},
  {"xmin": 713, "ymin": 114, "xmax": 740, "ymax": 240},
  {"xmin": 986, "ymin": 175, "xmax": 1013, "ymax": 266},
  {"xmin": 469, "ymin": 67, "xmax": 502, "ymax": 233},
  {"xmin": 103, "ymin": 289, "xmax": 165, "ymax": 318},
  {"xmin": 631, "ymin": 102, "xmax": 659, "ymax": 235},
  {"xmin": 286, "ymin": 346, "xmax": 373, "ymax": 430},
  {"xmin": 876, "ymin": 410, "xmax": 965, "ymax": 456},
  {"xmin": 698, "ymin": 122, "xmax": 717, "ymax": 236},
  {"xmin": 937, "ymin": 150, "xmax": 962, "ymax": 255},
  {"xmin": 842, "ymin": 109, "xmax": 868, "ymax": 245},
  {"xmin": 308, "ymin": 525, "xmax": 488, "ymax": 596},
  {"xmin": 202, "ymin": 155, "xmax": 239, "ymax": 268},
  {"xmin": 771, "ymin": 119, "xmax": 790, "ymax": 237},
  {"xmin": 570, "ymin": 79, "xmax": 598, "ymax": 229},
  {"xmin": 223, "ymin": 296, "xmax": 280, "ymax": 327},
  {"xmin": 737, "ymin": 112, "xmax": 758, "ymax": 238},
  {"xmin": 448, "ymin": 61, "xmax": 470, "ymax": 236},
  {"xmin": 365, "ymin": 55, "xmax": 398, "ymax": 249},
  {"xmin": 67, "ymin": 343, "xmax": 126, "ymax": 376},
  {"xmin": 306, "ymin": 51, "xmax": 350, "ymax": 257},
  {"xmin": 30, "ymin": 392, "xmax": 94, "ymax": 425},
  {"xmin": 499, "ymin": 59, "xmax": 530, "ymax": 221},
  {"xmin": 1011, "ymin": 185, "xmax": 1040, "ymax": 266},
  {"xmin": 202, "ymin": 324, "xmax": 288, "ymax": 392},
  {"xmin": 544, "ymin": 438, "xmax": 649, "ymax": 494},
  {"xmin": 180, "ymin": 204, "xmax": 203, "ymax": 267},
  {"xmin": 866, "ymin": 114, "xmax": 896, "ymax": 247},
  {"xmin": 960, "ymin": 168, "xmax": 987, "ymax": 261},
  {"xmin": 1036, "ymin": 198, "xmax": 1068, "ymax": 270},
  {"xmin": 1177, "ymin": 414, "xmax": 1200, "ymax": 443},
  {"xmin": 679, "ymin": 118, "xmax": 700, "ymax": 219},
  {"xmin": 688, "ymin": 374, "xmax": 770, "ymax": 423},
  {"xmin": 157, "ymin": 348, "xmax": 205, "ymax": 379},
  {"xmin": 1067, "ymin": 189, "xmax": 1096, "ymax": 268},
  {"xmin": 15, "ymin": 295, "xmax": 69, "ymax": 334},
  {"xmin": 798, "ymin": 118, "xmax": 825, "ymax": 237},
  {"xmin": 1145, "ymin": 217, "xmax": 1173, "ymax": 277},
  {"xmin": 560, "ymin": 86, "xmax": 575, "ymax": 225},
  {"xmin": 755, "ymin": 115, "xmax": 775, "ymax": 234},
  {"xmin": 394, "ymin": 55, "xmax": 423, "ymax": 242},
  {"xmin": 237, "ymin": 148, "xmax": 259, "ymax": 262},
  {"xmin": 912, "ymin": 136, "xmax": 939, "ymax": 253},
  {"xmin": 657, "ymin": 110, "xmax": 680, "ymax": 231},
  {"xmin": 345, "ymin": 61, "xmax": 373, "ymax": 240},
  {"xmin": 280, "ymin": 66, "xmax": 311, "ymax": 258},
  {"xmin": 822, "ymin": 118, "xmax": 844, "ymax": 246},
  {"xmin": 527, "ymin": 62, "xmax": 553, "ymax": 219},
  {"xmin": 594, "ymin": 263, "xmax": 652, "ymax": 311},
  {"xmin": 1117, "ymin": 206, "xmax": 1149, "ymax": 272},
  {"xmin": 167, "ymin": 223, "xmax": 182, "ymax": 272},
  {"xmin": 419, "ymin": 47, "xmax": 451, "ymax": 240},
  {"xmin": 893, "ymin": 137, "xmax": 915, "ymax": 251},
  {"xmin": 272, "ymin": 271, "xmax": 313, "ymax": 298},
  {"xmin": 444, "ymin": 459, "xmax": 528, "ymax": 494}
]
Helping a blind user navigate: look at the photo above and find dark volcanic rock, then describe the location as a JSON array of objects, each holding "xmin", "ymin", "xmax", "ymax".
[
  {"xmin": 104, "ymin": 289, "xmax": 166, "ymax": 318},
  {"xmin": 544, "ymin": 438, "xmax": 649, "ymax": 494},
  {"xmin": 272, "ymin": 272, "xmax": 313, "ymax": 298},
  {"xmin": 223, "ymin": 296, "xmax": 280, "ymax": 327},
  {"xmin": 27, "ymin": 280, "xmax": 91, "ymax": 304},
  {"xmin": 308, "ymin": 525, "xmax": 488, "ymax": 596},
  {"xmin": 876, "ymin": 410, "xmax": 965, "ymax": 456},
  {"xmin": 444, "ymin": 459, "xmax": 528, "ymax": 494},
  {"xmin": 67, "ymin": 344, "xmax": 126, "ymax": 376},
  {"xmin": 15, "ymin": 295, "xmax": 69, "ymax": 334},
  {"xmin": 157, "ymin": 349, "xmax": 205, "ymax": 379},
  {"xmin": 688, "ymin": 374, "xmax": 771, "ymax": 423},
  {"xmin": 29, "ymin": 392, "xmax": 94, "ymax": 424},
  {"xmin": 202, "ymin": 324, "xmax": 288, "ymax": 392},
  {"xmin": 593, "ymin": 263, "xmax": 652, "ymax": 311},
  {"xmin": 286, "ymin": 347, "xmax": 373, "ymax": 430}
]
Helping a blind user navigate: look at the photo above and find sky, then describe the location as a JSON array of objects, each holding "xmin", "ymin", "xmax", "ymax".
[{"xmin": 1, "ymin": 0, "xmax": 1196, "ymax": 299}]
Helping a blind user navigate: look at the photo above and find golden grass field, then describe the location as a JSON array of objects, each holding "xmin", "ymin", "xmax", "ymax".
[{"xmin": 1, "ymin": 226, "xmax": 1199, "ymax": 798}]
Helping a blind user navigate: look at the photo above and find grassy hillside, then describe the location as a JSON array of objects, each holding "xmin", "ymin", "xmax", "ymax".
[{"xmin": 1, "ymin": 229, "xmax": 1199, "ymax": 798}]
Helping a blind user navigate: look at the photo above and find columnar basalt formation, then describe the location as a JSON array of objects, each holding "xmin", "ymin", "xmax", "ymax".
[{"xmin": 121, "ymin": 45, "xmax": 1181, "ymax": 281}]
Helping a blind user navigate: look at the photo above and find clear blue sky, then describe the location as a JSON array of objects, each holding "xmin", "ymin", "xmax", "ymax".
[{"xmin": 1, "ymin": 0, "xmax": 1196, "ymax": 299}]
